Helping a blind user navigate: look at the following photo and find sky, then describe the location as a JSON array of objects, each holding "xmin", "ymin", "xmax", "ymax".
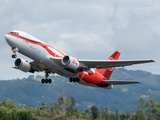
[{"xmin": 0, "ymin": 0, "xmax": 160, "ymax": 80}]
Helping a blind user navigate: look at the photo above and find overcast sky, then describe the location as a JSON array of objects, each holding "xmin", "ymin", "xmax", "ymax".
[{"xmin": 0, "ymin": 0, "xmax": 160, "ymax": 80}]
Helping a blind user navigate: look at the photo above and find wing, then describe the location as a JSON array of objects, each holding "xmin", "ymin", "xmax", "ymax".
[
  {"xmin": 79, "ymin": 59, "xmax": 154, "ymax": 69},
  {"xmin": 29, "ymin": 61, "xmax": 44, "ymax": 72},
  {"xmin": 51, "ymin": 57, "xmax": 154, "ymax": 70},
  {"xmin": 103, "ymin": 80, "xmax": 140, "ymax": 85}
]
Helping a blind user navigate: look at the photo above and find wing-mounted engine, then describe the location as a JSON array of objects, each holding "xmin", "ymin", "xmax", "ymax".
[
  {"xmin": 62, "ymin": 55, "xmax": 86, "ymax": 71},
  {"xmin": 106, "ymin": 84, "xmax": 113, "ymax": 89},
  {"xmin": 14, "ymin": 58, "xmax": 34, "ymax": 73}
]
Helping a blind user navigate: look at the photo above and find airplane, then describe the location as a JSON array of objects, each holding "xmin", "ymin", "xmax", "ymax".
[{"xmin": 5, "ymin": 30, "xmax": 155, "ymax": 89}]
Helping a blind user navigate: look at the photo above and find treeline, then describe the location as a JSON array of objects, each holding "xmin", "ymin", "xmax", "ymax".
[{"xmin": 0, "ymin": 95, "xmax": 159, "ymax": 120}]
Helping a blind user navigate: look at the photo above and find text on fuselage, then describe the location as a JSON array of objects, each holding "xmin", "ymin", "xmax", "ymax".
[{"xmin": 30, "ymin": 46, "xmax": 41, "ymax": 53}]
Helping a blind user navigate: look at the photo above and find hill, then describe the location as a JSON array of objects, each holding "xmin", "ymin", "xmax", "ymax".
[{"xmin": 0, "ymin": 68, "xmax": 160, "ymax": 112}]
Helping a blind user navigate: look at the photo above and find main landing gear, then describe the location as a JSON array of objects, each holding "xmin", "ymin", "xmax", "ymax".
[
  {"xmin": 41, "ymin": 71, "xmax": 52, "ymax": 84},
  {"xmin": 11, "ymin": 47, "xmax": 17, "ymax": 58},
  {"xmin": 69, "ymin": 77, "xmax": 80, "ymax": 83}
]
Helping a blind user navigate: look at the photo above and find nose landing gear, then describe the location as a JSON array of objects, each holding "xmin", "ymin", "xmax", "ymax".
[
  {"xmin": 11, "ymin": 48, "xmax": 17, "ymax": 58},
  {"xmin": 41, "ymin": 70, "xmax": 52, "ymax": 84},
  {"xmin": 12, "ymin": 54, "xmax": 17, "ymax": 58}
]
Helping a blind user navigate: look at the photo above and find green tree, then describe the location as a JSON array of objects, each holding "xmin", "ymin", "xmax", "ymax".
[
  {"xmin": 18, "ymin": 105, "xmax": 25, "ymax": 109},
  {"xmin": 85, "ymin": 109, "xmax": 90, "ymax": 116},
  {"xmin": 69, "ymin": 97, "xmax": 76, "ymax": 116},
  {"xmin": 41, "ymin": 102, "xmax": 45, "ymax": 107},
  {"xmin": 145, "ymin": 95, "xmax": 156, "ymax": 120},
  {"xmin": 54, "ymin": 101, "xmax": 61, "ymax": 115},
  {"xmin": 135, "ymin": 95, "xmax": 160, "ymax": 120},
  {"xmin": 134, "ymin": 110, "xmax": 146, "ymax": 120},
  {"xmin": 120, "ymin": 113, "xmax": 126, "ymax": 120},
  {"xmin": 16, "ymin": 111, "xmax": 33, "ymax": 120},
  {"xmin": 6, "ymin": 99, "xmax": 16, "ymax": 109},
  {"xmin": 126, "ymin": 110, "xmax": 131, "ymax": 119},
  {"xmin": 1, "ymin": 99, "xmax": 6, "ymax": 107},
  {"xmin": 58, "ymin": 95, "xmax": 64, "ymax": 114},
  {"xmin": 64, "ymin": 97, "xmax": 70, "ymax": 113},
  {"xmin": 58, "ymin": 95, "xmax": 64, "ymax": 105},
  {"xmin": 40, "ymin": 102, "xmax": 47, "ymax": 111},
  {"xmin": 115, "ymin": 110, "xmax": 120, "ymax": 120},
  {"xmin": 36, "ymin": 107, "xmax": 41, "ymax": 116},
  {"xmin": 49, "ymin": 102, "xmax": 54, "ymax": 113},
  {"xmin": 101, "ymin": 107, "xmax": 110, "ymax": 120},
  {"xmin": 70, "ymin": 97, "xmax": 75, "ymax": 109},
  {"xmin": 90, "ymin": 106, "xmax": 99, "ymax": 120}
]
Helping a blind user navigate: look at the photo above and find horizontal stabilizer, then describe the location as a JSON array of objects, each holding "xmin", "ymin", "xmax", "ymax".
[{"xmin": 103, "ymin": 80, "xmax": 140, "ymax": 85}]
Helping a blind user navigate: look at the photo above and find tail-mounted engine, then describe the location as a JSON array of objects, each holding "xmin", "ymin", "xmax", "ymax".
[
  {"xmin": 14, "ymin": 58, "xmax": 34, "ymax": 73},
  {"xmin": 62, "ymin": 55, "xmax": 81, "ymax": 71}
]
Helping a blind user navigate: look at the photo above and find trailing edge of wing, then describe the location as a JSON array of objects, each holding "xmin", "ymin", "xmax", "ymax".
[
  {"xmin": 79, "ymin": 59, "xmax": 155, "ymax": 69},
  {"xmin": 103, "ymin": 80, "xmax": 140, "ymax": 85}
]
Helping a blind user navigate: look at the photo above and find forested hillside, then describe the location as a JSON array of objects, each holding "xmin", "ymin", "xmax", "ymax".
[
  {"xmin": 0, "ymin": 94, "xmax": 159, "ymax": 120},
  {"xmin": 0, "ymin": 68, "xmax": 160, "ymax": 113}
]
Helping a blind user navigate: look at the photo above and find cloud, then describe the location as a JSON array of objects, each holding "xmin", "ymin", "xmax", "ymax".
[{"xmin": 0, "ymin": 0, "xmax": 160, "ymax": 79}]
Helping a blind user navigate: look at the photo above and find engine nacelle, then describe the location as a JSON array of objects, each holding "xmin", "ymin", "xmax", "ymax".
[
  {"xmin": 106, "ymin": 84, "xmax": 113, "ymax": 89},
  {"xmin": 62, "ymin": 55, "xmax": 80, "ymax": 70},
  {"xmin": 14, "ymin": 58, "xmax": 34, "ymax": 73}
]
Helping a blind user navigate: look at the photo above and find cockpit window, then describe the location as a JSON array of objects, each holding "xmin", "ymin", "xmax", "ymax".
[{"xmin": 10, "ymin": 32, "xmax": 19, "ymax": 36}]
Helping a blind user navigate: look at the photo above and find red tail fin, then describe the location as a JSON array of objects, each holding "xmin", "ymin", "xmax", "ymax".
[{"xmin": 96, "ymin": 51, "xmax": 121, "ymax": 80}]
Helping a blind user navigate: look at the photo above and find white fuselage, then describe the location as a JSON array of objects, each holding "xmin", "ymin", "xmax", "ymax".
[
  {"xmin": 5, "ymin": 31, "xmax": 75, "ymax": 78},
  {"xmin": 6, "ymin": 30, "xmax": 146, "ymax": 89}
]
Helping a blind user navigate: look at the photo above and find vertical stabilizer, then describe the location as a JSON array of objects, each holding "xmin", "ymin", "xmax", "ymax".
[{"xmin": 96, "ymin": 51, "xmax": 121, "ymax": 80}]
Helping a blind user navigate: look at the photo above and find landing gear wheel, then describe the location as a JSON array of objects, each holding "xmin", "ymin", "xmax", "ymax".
[
  {"xmin": 69, "ymin": 78, "xmax": 80, "ymax": 82},
  {"xmin": 12, "ymin": 54, "xmax": 17, "ymax": 58},
  {"xmin": 48, "ymin": 79, "xmax": 52, "ymax": 83},
  {"xmin": 76, "ymin": 78, "xmax": 80, "ymax": 82},
  {"xmin": 69, "ymin": 78, "xmax": 72, "ymax": 82},
  {"xmin": 73, "ymin": 79, "xmax": 76, "ymax": 82},
  {"xmin": 45, "ymin": 79, "xmax": 48, "ymax": 83},
  {"xmin": 41, "ymin": 79, "xmax": 45, "ymax": 83}
]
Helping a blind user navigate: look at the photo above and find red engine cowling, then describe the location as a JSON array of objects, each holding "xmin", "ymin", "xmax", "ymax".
[
  {"xmin": 14, "ymin": 58, "xmax": 34, "ymax": 73},
  {"xmin": 62, "ymin": 55, "xmax": 80, "ymax": 70}
]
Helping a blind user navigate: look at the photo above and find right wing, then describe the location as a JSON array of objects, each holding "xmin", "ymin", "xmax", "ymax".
[{"xmin": 103, "ymin": 80, "xmax": 140, "ymax": 85}]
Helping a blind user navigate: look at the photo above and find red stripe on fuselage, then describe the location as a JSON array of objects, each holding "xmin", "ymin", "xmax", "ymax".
[{"xmin": 6, "ymin": 33, "xmax": 65, "ymax": 57}]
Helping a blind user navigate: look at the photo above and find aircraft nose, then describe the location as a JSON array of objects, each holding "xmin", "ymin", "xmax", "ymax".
[
  {"xmin": 5, "ymin": 33, "xmax": 9, "ymax": 42},
  {"xmin": 5, "ymin": 33, "xmax": 14, "ymax": 47}
]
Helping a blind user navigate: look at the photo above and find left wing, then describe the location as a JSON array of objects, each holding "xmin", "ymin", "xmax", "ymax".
[
  {"xmin": 79, "ymin": 59, "xmax": 154, "ymax": 69},
  {"xmin": 103, "ymin": 80, "xmax": 140, "ymax": 85}
]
